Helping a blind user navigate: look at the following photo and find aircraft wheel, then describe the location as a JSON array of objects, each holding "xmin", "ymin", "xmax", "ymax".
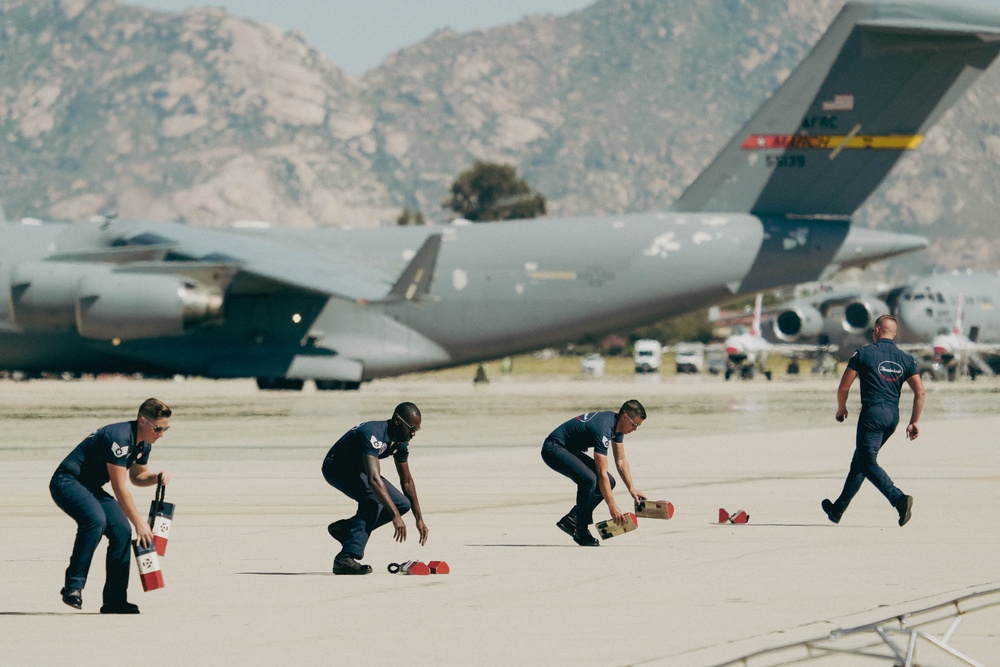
[
  {"xmin": 256, "ymin": 377, "xmax": 305, "ymax": 391},
  {"xmin": 315, "ymin": 380, "xmax": 361, "ymax": 391}
]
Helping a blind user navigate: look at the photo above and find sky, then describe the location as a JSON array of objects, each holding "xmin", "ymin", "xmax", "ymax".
[{"xmin": 126, "ymin": 0, "xmax": 596, "ymax": 75}]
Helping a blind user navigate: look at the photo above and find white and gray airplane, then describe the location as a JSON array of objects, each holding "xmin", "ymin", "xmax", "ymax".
[
  {"xmin": 719, "ymin": 294, "xmax": 837, "ymax": 380},
  {"xmin": 920, "ymin": 288, "xmax": 1000, "ymax": 377},
  {"xmin": 2, "ymin": 0, "xmax": 999, "ymax": 390}
]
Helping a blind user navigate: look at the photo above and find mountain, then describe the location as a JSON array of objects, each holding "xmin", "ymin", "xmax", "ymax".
[{"xmin": 0, "ymin": 0, "xmax": 998, "ymax": 270}]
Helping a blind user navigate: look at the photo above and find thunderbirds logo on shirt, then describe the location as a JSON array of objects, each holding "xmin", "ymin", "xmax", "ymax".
[
  {"xmin": 578, "ymin": 412, "xmax": 597, "ymax": 422},
  {"xmin": 878, "ymin": 361, "xmax": 904, "ymax": 382},
  {"xmin": 111, "ymin": 442, "xmax": 129, "ymax": 458},
  {"xmin": 369, "ymin": 435, "xmax": 388, "ymax": 454}
]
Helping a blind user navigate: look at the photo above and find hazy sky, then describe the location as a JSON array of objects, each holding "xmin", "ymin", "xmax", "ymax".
[{"xmin": 126, "ymin": 0, "xmax": 596, "ymax": 75}]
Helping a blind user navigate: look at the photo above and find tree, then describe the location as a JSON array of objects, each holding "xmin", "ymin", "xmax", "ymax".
[
  {"xmin": 443, "ymin": 161, "xmax": 546, "ymax": 222},
  {"xmin": 396, "ymin": 207, "xmax": 426, "ymax": 226}
]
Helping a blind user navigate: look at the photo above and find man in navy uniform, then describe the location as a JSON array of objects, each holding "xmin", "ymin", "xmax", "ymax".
[
  {"xmin": 824, "ymin": 315, "xmax": 925, "ymax": 526},
  {"xmin": 49, "ymin": 398, "xmax": 172, "ymax": 613},
  {"xmin": 322, "ymin": 402, "xmax": 429, "ymax": 574},
  {"xmin": 541, "ymin": 399, "xmax": 647, "ymax": 546}
]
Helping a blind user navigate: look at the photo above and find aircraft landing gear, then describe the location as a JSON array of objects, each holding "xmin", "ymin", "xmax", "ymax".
[
  {"xmin": 315, "ymin": 380, "xmax": 361, "ymax": 391},
  {"xmin": 255, "ymin": 377, "xmax": 305, "ymax": 391}
]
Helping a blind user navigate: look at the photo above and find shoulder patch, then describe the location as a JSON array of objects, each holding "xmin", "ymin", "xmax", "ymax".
[
  {"xmin": 111, "ymin": 441, "xmax": 129, "ymax": 458},
  {"xmin": 369, "ymin": 434, "xmax": 388, "ymax": 455}
]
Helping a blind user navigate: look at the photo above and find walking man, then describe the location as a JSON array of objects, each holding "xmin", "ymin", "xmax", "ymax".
[
  {"xmin": 49, "ymin": 398, "xmax": 172, "ymax": 613},
  {"xmin": 322, "ymin": 402, "xmax": 428, "ymax": 574},
  {"xmin": 823, "ymin": 315, "xmax": 925, "ymax": 526},
  {"xmin": 541, "ymin": 399, "xmax": 647, "ymax": 546}
]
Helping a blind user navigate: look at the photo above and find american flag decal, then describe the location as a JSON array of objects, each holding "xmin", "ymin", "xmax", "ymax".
[{"xmin": 821, "ymin": 94, "xmax": 855, "ymax": 111}]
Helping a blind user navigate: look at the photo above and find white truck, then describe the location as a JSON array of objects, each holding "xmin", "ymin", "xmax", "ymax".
[
  {"xmin": 633, "ymin": 339, "xmax": 663, "ymax": 373},
  {"xmin": 674, "ymin": 342, "xmax": 706, "ymax": 374}
]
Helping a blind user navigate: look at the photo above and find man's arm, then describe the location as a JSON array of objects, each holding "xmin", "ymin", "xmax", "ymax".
[
  {"xmin": 129, "ymin": 464, "xmax": 169, "ymax": 487},
  {"xmin": 108, "ymin": 463, "xmax": 154, "ymax": 547},
  {"xmin": 611, "ymin": 441, "xmax": 645, "ymax": 504},
  {"xmin": 904, "ymin": 374, "xmax": 926, "ymax": 440},
  {"xmin": 363, "ymin": 454, "xmax": 406, "ymax": 543},
  {"xmin": 395, "ymin": 460, "xmax": 428, "ymax": 546},
  {"xmin": 594, "ymin": 453, "xmax": 625, "ymax": 525},
  {"xmin": 836, "ymin": 368, "xmax": 858, "ymax": 422}
]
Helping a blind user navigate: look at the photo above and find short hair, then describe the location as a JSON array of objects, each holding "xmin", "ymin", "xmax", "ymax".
[
  {"xmin": 138, "ymin": 398, "xmax": 171, "ymax": 420},
  {"xmin": 619, "ymin": 399, "xmax": 646, "ymax": 420},
  {"xmin": 874, "ymin": 315, "xmax": 897, "ymax": 328},
  {"xmin": 393, "ymin": 402, "xmax": 420, "ymax": 422}
]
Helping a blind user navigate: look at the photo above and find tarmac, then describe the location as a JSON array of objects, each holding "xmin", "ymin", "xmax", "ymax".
[{"xmin": 1, "ymin": 373, "xmax": 999, "ymax": 666}]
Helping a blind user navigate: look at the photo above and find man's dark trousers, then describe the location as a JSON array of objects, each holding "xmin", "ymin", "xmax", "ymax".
[
  {"xmin": 323, "ymin": 467, "xmax": 411, "ymax": 558},
  {"xmin": 541, "ymin": 441, "xmax": 616, "ymax": 526},
  {"xmin": 49, "ymin": 472, "xmax": 132, "ymax": 604},
  {"xmin": 831, "ymin": 403, "xmax": 905, "ymax": 514}
]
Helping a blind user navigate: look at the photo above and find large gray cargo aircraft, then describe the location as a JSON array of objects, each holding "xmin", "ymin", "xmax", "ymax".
[
  {"xmin": 767, "ymin": 270, "xmax": 1000, "ymax": 372},
  {"xmin": 2, "ymin": 0, "xmax": 999, "ymax": 390}
]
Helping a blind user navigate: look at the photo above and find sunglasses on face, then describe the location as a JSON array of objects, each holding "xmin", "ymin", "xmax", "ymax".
[
  {"xmin": 395, "ymin": 413, "xmax": 420, "ymax": 434},
  {"xmin": 143, "ymin": 416, "xmax": 169, "ymax": 433}
]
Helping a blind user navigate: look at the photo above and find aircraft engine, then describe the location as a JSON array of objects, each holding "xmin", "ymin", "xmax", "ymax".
[
  {"xmin": 772, "ymin": 305, "xmax": 823, "ymax": 342},
  {"xmin": 9, "ymin": 262, "xmax": 105, "ymax": 330},
  {"xmin": 76, "ymin": 272, "xmax": 224, "ymax": 340},
  {"xmin": 842, "ymin": 297, "xmax": 888, "ymax": 335}
]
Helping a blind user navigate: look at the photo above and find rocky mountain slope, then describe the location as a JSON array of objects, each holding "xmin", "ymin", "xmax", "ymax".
[{"xmin": 0, "ymin": 0, "xmax": 997, "ymax": 269}]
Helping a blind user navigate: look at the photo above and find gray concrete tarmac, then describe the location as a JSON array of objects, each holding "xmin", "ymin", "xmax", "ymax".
[{"xmin": 1, "ymin": 374, "xmax": 999, "ymax": 666}]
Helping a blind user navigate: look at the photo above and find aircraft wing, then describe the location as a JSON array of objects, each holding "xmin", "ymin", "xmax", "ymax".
[{"xmin": 112, "ymin": 222, "xmax": 441, "ymax": 303}]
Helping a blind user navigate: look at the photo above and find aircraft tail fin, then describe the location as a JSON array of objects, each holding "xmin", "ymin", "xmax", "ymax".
[
  {"xmin": 751, "ymin": 293, "xmax": 763, "ymax": 338},
  {"xmin": 673, "ymin": 1, "xmax": 1000, "ymax": 219},
  {"xmin": 953, "ymin": 291, "xmax": 965, "ymax": 336},
  {"xmin": 385, "ymin": 233, "xmax": 442, "ymax": 302}
]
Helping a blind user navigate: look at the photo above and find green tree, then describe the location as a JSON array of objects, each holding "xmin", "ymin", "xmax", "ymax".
[
  {"xmin": 397, "ymin": 207, "xmax": 426, "ymax": 226},
  {"xmin": 443, "ymin": 161, "xmax": 546, "ymax": 222}
]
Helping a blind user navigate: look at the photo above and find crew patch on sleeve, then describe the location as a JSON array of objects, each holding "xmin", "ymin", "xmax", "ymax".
[{"xmin": 369, "ymin": 435, "xmax": 388, "ymax": 455}]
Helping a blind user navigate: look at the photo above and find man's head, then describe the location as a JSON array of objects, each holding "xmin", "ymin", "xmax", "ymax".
[
  {"xmin": 391, "ymin": 402, "xmax": 422, "ymax": 441},
  {"xmin": 617, "ymin": 399, "xmax": 646, "ymax": 434},
  {"xmin": 873, "ymin": 315, "xmax": 898, "ymax": 341},
  {"xmin": 137, "ymin": 398, "xmax": 171, "ymax": 443}
]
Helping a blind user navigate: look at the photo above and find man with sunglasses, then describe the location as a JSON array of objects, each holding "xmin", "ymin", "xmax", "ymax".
[
  {"xmin": 542, "ymin": 399, "xmax": 647, "ymax": 546},
  {"xmin": 322, "ymin": 402, "xmax": 428, "ymax": 574},
  {"xmin": 49, "ymin": 398, "xmax": 172, "ymax": 613}
]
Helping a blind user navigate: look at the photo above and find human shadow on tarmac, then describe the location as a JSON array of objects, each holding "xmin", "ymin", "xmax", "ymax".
[
  {"xmin": 0, "ymin": 611, "xmax": 95, "ymax": 615},
  {"xmin": 238, "ymin": 571, "xmax": 333, "ymax": 576}
]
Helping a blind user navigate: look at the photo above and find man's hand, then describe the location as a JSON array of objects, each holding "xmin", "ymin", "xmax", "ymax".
[
  {"xmin": 416, "ymin": 519, "xmax": 429, "ymax": 546},
  {"xmin": 609, "ymin": 504, "xmax": 626, "ymax": 525},
  {"xmin": 836, "ymin": 408, "xmax": 848, "ymax": 423},
  {"xmin": 906, "ymin": 422, "xmax": 919, "ymax": 440},
  {"xmin": 391, "ymin": 515, "xmax": 407, "ymax": 543},
  {"xmin": 157, "ymin": 471, "xmax": 170, "ymax": 485},
  {"xmin": 135, "ymin": 522, "xmax": 154, "ymax": 548},
  {"xmin": 631, "ymin": 490, "xmax": 647, "ymax": 504}
]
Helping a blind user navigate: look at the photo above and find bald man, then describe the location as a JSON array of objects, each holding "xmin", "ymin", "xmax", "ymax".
[{"xmin": 823, "ymin": 315, "xmax": 925, "ymax": 527}]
